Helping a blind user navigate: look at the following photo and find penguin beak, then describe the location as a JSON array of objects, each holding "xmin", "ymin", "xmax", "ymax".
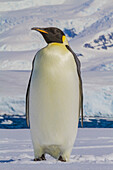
[{"xmin": 31, "ymin": 27, "xmax": 48, "ymax": 34}]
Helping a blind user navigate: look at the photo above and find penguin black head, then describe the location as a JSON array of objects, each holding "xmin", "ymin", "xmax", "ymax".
[{"xmin": 31, "ymin": 27, "xmax": 68, "ymax": 45}]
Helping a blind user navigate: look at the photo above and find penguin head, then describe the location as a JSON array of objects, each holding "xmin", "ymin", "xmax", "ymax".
[{"xmin": 31, "ymin": 27, "xmax": 68, "ymax": 45}]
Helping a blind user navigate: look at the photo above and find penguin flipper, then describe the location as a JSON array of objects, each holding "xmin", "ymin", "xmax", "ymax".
[
  {"xmin": 65, "ymin": 45, "xmax": 83, "ymax": 127},
  {"xmin": 26, "ymin": 78, "xmax": 30, "ymax": 128},
  {"xmin": 26, "ymin": 56, "xmax": 36, "ymax": 128},
  {"xmin": 79, "ymin": 75, "xmax": 83, "ymax": 127}
]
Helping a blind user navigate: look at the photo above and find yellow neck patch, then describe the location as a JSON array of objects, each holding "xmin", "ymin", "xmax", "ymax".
[{"xmin": 51, "ymin": 42, "xmax": 62, "ymax": 46}]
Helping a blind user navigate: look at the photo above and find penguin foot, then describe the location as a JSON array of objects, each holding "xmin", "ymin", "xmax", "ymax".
[
  {"xmin": 34, "ymin": 154, "xmax": 46, "ymax": 161},
  {"xmin": 34, "ymin": 158, "xmax": 42, "ymax": 161},
  {"xmin": 41, "ymin": 154, "xmax": 46, "ymax": 160},
  {"xmin": 58, "ymin": 156, "xmax": 66, "ymax": 162}
]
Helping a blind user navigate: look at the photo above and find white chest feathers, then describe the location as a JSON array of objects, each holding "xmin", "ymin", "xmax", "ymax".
[{"xmin": 29, "ymin": 43, "xmax": 80, "ymax": 161}]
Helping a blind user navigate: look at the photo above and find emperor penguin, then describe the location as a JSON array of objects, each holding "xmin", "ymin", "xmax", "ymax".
[{"xmin": 26, "ymin": 27, "xmax": 83, "ymax": 162}]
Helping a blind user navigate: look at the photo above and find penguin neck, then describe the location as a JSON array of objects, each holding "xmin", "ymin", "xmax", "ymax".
[
  {"xmin": 48, "ymin": 39, "xmax": 69, "ymax": 46},
  {"xmin": 47, "ymin": 36, "xmax": 69, "ymax": 46},
  {"xmin": 49, "ymin": 42, "xmax": 63, "ymax": 46}
]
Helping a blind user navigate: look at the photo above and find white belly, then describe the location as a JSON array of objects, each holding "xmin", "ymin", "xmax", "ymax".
[{"xmin": 29, "ymin": 44, "xmax": 79, "ymax": 150}]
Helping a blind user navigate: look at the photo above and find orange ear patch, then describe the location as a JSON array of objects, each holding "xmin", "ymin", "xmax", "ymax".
[{"xmin": 62, "ymin": 35, "xmax": 66, "ymax": 43}]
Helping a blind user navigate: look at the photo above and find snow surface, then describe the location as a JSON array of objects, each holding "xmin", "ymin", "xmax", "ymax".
[
  {"xmin": 0, "ymin": 0, "xmax": 113, "ymax": 123},
  {"xmin": 0, "ymin": 129, "xmax": 113, "ymax": 170}
]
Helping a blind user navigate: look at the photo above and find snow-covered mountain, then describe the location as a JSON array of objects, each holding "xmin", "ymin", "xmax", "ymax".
[
  {"xmin": 0, "ymin": 0, "xmax": 113, "ymax": 127},
  {"xmin": 84, "ymin": 31, "xmax": 113, "ymax": 50}
]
